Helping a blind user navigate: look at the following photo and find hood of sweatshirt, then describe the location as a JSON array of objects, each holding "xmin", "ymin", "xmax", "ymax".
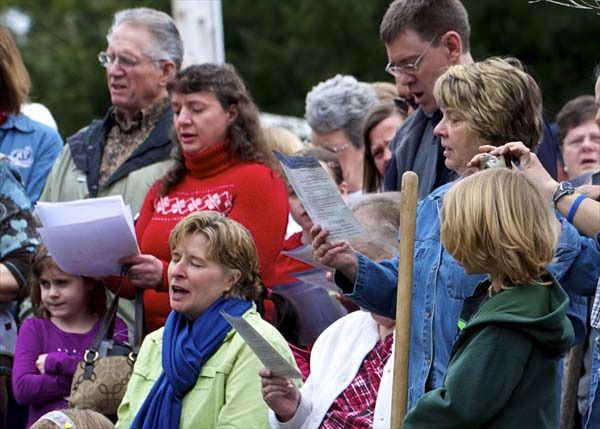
[{"xmin": 461, "ymin": 275, "xmax": 574, "ymax": 358}]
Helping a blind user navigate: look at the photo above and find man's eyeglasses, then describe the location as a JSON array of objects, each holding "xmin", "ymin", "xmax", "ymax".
[
  {"xmin": 321, "ymin": 142, "xmax": 350, "ymax": 154},
  {"xmin": 385, "ymin": 35, "xmax": 438, "ymax": 77},
  {"xmin": 98, "ymin": 51, "xmax": 157, "ymax": 69}
]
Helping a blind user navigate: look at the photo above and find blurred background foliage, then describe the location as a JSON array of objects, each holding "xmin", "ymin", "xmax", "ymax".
[{"xmin": 2, "ymin": 0, "xmax": 599, "ymax": 138}]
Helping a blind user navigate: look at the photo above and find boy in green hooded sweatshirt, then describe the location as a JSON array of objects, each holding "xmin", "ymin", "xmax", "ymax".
[{"xmin": 404, "ymin": 168, "xmax": 575, "ymax": 428}]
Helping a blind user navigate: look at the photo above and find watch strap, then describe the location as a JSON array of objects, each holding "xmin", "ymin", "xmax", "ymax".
[{"xmin": 552, "ymin": 181, "xmax": 574, "ymax": 205}]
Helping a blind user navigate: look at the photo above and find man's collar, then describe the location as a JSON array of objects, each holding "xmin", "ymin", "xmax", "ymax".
[{"xmin": 111, "ymin": 97, "xmax": 170, "ymax": 132}]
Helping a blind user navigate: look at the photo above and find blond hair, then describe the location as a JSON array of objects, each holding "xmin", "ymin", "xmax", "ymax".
[
  {"xmin": 31, "ymin": 409, "xmax": 114, "ymax": 429},
  {"xmin": 264, "ymin": 127, "xmax": 305, "ymax": 155},
  {"xmin": 440, "ymin": 169, "xmax": 557, "ymax": 294},
  {"xmin": 0, "ymin": 25, "xmax": 30, "ymax": 113},
  {"xmin": 433, "ymin": 57, "xmax": 543, "ymax": 151},
  {"xmin": 168, "ymin": 211, "xmax": 263, "ymax": 301}
]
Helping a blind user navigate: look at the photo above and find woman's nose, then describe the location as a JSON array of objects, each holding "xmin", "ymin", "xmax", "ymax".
[
  {"xmin": 176, "ymin": 109, "xmax": 192, "ymax": 126},
  {"xmin": 170, "ymin": 260, "xmax": 186, "ymax": 277}
]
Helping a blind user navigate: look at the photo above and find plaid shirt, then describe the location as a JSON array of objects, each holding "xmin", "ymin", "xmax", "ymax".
[
  {"xmin": 99, "ymin": 97, "xmax": 170, "ymax": 185},
  {"xmin": 591, "ymin": 277, "xmax": 600, "ymax": 329},
  {"xmin": 321, "ymin": 333, "xmax": 393, "ymax": 429}
]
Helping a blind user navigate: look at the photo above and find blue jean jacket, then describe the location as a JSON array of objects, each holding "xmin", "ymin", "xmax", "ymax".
[
  {"xmin": 584, "ymin": 258, "xmax": 600, "ymax": 428},
  {"xmin": 0, "ymin": 114, "xmax": 63, "ymax": 204},
  {"xmin": 335, "ymin": 182, "xmax": 599, "ymax": 411}
]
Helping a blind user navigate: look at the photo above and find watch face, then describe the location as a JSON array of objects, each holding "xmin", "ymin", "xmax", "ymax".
[
  {"xmin": 553, "ymin": 181, "xmax": 575, "ymax": 204},
  {"xmin": 561, "ymin": 181, "xmax": 574, "ymax": 193}
]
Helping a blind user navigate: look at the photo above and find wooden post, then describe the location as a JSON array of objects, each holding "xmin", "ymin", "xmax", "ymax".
[{"xmin": 390, "ymin": 171, "xmax": 418, "ymax": 429}]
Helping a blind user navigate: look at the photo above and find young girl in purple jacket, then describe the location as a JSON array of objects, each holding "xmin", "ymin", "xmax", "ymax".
[{"xmin": 12, "ymin": 245, "xmax": 127, "ymax": 428}]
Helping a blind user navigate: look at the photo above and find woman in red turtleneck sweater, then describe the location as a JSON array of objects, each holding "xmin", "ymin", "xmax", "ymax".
[{"xmin": 113, "ymin": 64, "xmax": 289, "ymax": 333}]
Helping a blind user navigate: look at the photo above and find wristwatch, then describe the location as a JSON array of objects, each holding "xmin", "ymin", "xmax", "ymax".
[{"xmin": 552, "ymin": 181, "xmax": 575, "ymax": 206}]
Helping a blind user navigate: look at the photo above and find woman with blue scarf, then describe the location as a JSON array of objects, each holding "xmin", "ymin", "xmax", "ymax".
[{"xmin": 116, "ymin": 211, "xmax": 297, "ymax": 429}]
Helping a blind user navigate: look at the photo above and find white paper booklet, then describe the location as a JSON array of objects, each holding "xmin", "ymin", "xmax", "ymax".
[
  {"xmin": 274, "ymin": 151, "xmax": 364, "ymax": 242},
  {"xmin": 221, "ymin": 312, "xmax": 303, "ymax": 379},
  {"xmin": 35, "ymin": 196, "xmax": 139, "ymax": 276},
  {"xmin": 281, "ymin": 244, "xmax": 332, "ymax": 272}
]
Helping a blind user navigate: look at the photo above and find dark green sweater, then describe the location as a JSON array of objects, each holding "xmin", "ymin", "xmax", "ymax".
[{"xmin": 403, "ymin": 277, "xmax": 574, "ymax": 429}]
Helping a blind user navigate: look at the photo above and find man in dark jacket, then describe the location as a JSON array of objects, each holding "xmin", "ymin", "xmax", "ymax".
[
  {"xmin": 37, "ymin": 7, "xmax": 183, "ymax": 338},
  {"xmin": 39, "ymin": 7, "xmax": 183, "ymax": 216}
]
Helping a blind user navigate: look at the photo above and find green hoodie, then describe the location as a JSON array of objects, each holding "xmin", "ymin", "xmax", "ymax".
[{"xmin": 404, "ymin": 276, "xmax": 574, "ymax": 429}]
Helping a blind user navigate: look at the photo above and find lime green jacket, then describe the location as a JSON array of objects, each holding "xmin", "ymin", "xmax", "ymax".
[{"xmin": 116, "ymin": 308, "xmax": 298, "ymax": 429}]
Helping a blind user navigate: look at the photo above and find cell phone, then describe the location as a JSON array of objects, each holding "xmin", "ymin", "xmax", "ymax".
[
  {"xmin": 592, "ymin": 171, "xmax": 600, "ymax": 186},
  {"xmin": 478, "ymin": 153, "xmax": 514, "ymax": 171}
]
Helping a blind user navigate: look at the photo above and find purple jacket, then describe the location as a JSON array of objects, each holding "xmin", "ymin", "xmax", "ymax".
[{"xmin": 12, "ymin": 317, "xmax": 127, "ymax": 427}]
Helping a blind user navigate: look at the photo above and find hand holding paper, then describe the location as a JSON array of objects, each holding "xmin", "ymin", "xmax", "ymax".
[{"xmin": 310, "ymin": 224, "xmax": 359, "ymax": 284}]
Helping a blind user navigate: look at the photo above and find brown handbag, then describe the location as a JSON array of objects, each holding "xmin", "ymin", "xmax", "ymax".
[{"xmin": 69, "ymin": 274, "xmax": 143, "ymax": 417}]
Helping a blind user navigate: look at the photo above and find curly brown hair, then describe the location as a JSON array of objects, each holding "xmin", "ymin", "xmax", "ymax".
[
  {"xmin": 29, "ymin": 245, "xmax": 106, "ymax": 318},
  {"xmin": 161, "ymin": 63, "xmax": 276, "ymax": 196}
]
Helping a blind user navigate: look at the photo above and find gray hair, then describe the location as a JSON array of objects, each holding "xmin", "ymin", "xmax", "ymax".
[
  {"xmin": 305, "ymin": 75, "xmax": 378, "ymax": 149},
  {"xmin": 107, "ymin": 7, "xmax": 183, "ymax": 70}
]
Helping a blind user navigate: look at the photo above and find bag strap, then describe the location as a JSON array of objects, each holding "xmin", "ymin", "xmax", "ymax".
[
  {"xmin": 88, "ymin": 266, "xmax": 131, "ymax": 354},
  {"xmin": 133, "ymin": 287, "xmax": 144, "ymax": 353}
]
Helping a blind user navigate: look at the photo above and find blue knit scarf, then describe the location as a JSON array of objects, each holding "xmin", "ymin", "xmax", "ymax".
[{"xmin": 130, "ymin": 297, "xmax": 252, "ymax": 429}]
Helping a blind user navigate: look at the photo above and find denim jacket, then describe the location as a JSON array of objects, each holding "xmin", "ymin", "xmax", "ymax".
[
  {"xmin": 335, "ymin": 181, "xmax": 599, "ymax": 411},
  {"xmin": 584, "ymin": 236, "xmax": 600, "ymax": 429},
  {"xmin": 0, "ymin": 114, "xmax": 63, "ymax": 204}
]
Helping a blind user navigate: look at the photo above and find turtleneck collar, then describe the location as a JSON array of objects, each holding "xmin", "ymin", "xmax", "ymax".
[{"xmin": 183, "ymin": 141, "xmax": 236, "ymax": 179}]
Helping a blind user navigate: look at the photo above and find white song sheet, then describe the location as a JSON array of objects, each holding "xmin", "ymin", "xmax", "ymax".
[
  {"xmin": 221, "ymin": 312, "xmax": 303, "ymax": 379},
  {"xmin": 281, "ymin": 244, "xmax": 332, "ymax": 272},
  {"xmin": 35, "ymin": 196, "xmax": 139, "ymax": 276},
  {"xmin": 274, "ymin": 151, "xmax": 364, "ymax": 241}
]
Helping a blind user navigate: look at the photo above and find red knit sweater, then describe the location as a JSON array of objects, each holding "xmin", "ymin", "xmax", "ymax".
[{"xmin": 118, "ymin": 142, "xmax": 288, "ymax": 333}]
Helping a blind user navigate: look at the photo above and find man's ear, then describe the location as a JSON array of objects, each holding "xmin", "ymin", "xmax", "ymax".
[
  {"xmin": 440, "ymin": 31, "xmax": 463, "ymax": 64},
  {"xmin": 158, "ymin": 60, "xmax": 177, "ymax": 87}
]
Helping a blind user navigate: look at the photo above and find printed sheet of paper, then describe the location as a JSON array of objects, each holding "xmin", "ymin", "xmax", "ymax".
[
  {"xmin": 281, "ymin": 244, "xmax": 332, "ymax": 272},
  {"xmin": 291, "ymin": 268, "xmax": 339, "ymax": 293},
  {"xmin": 274, "ymin": 151, "xmax": 364, "ymax": 241},
  {"xmin": 221, "ymin": 312, "xmax": 303, "ymax": 379},
  {"xmin": 35, "ymin": 196, "xmax": 139, "ymax": 276}
]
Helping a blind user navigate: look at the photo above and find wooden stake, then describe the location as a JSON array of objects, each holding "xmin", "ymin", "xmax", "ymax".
[{"xmin": 390, "ymin": 171, "xmax": 418, "ymax": 429}]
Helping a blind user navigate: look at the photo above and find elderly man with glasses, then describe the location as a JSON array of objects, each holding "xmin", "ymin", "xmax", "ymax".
[
  {"xmin": 39, "ymin": 7, "xmax": 183, "ymax": 216},
  {"xmin": 380, "ymin": 0, "xmax": 561, "ymax": 198},
  {"xmin": 37, "ymin": 7, "xmax": 183, "ymax": 341}
]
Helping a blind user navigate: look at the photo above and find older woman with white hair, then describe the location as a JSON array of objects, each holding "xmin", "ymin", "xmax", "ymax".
[{"xmin": 305, "ymin": 75, "xmax": 378, "ymax": 199}]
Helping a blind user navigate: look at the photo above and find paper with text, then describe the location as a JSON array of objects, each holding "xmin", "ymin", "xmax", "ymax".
[
  {"xmin": 35, "ymin": 196, "xmax": 139, "ymax": 276},
  {"xmin": 274, "ymin": 151, "xmax": 364, "ymax": 241},
  {"xmin": 221, "ymin": 312, "xmax": 302, "ymax": 379},
  {"xmin": 281, "ymin": 244, "xmax": 332, "ymax": 272}
]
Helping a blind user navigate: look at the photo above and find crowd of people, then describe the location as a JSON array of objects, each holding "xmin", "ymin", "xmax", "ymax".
[{"xmin": 0, "ymin": 0, "xmax": 599, "ymax": 428}]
